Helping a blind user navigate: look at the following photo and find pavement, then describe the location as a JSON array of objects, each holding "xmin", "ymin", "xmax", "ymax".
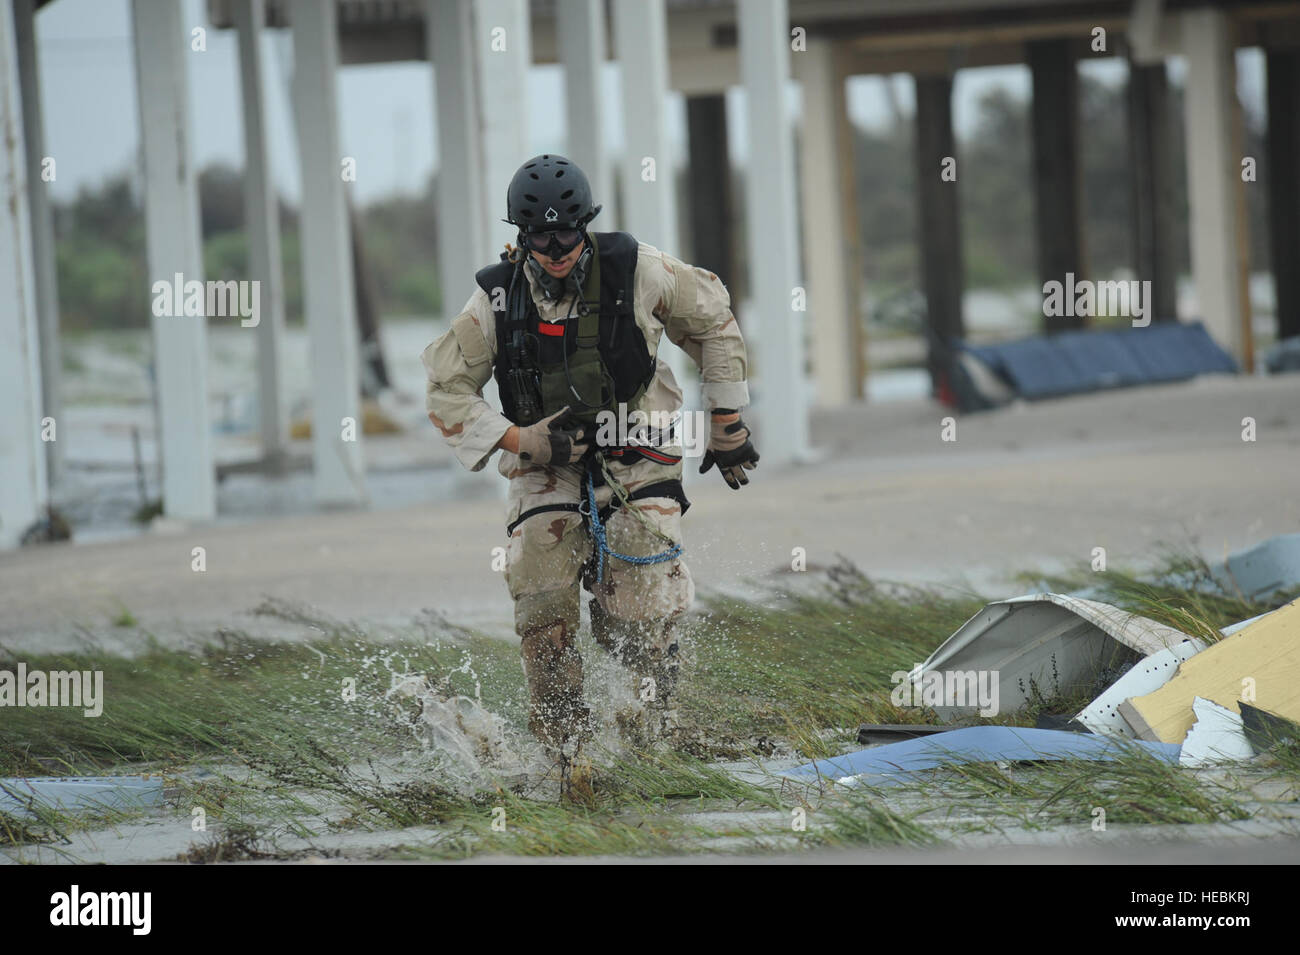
[{"xmin": 2, "ymin": 373, "xmax": 1297, "ymax": 655}]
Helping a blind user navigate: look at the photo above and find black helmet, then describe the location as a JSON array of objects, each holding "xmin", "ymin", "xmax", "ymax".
[{"xmin": 505, "ymin": 154, "xmax": 601, "ymax": 231}]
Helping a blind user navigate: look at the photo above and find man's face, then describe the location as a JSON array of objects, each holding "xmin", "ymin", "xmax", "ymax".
[{"xmin": 530, "ymin": 237, "xmax": 585, "ymax": 279}]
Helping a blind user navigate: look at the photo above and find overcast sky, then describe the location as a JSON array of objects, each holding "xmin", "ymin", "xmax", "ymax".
[{"xmin": 31, "ymin": 0, "xmax": 1264, "ymax": 206}]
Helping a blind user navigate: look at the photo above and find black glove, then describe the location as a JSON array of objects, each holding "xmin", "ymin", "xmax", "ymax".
[
  {"xmin": 517, "ymin": 406, "xmax": 589, "ymax": 465},
  {"xmin": 699, "ymin": 409, "xmax": 759, "ymax": 489}
]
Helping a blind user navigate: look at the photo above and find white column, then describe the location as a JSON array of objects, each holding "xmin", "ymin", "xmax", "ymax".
[
  {"xmin": 739, "ymin": 0, "xmax": 807, "ymax": 465},
  {"xmin": 612, "ymin": 0, "xmax": 695, "ymax": 417},
  {"xmin": 14, "ymin": 0, "xmax": 61, "ymax": 486},
  {"xmin": 558, "ymin": 0, "xmax": 618, "ymax": 228},
  {"xmin": 0, "ymin": 0, "xmax": 47, "ymax": 547},
  {"xmin": 132, "ymin": 0, "xmax": 216, "ymax": 521},
  {"xmin": 794, "ymin": 38, "xmax": 856, "ymax": 407},
  {"xmin": 291, "ymin": 0, "xmax": 365, "ymax": 504},
  {"xmin": 428, "ymin": 0, "xmax": 486, "ymax": 316},
  {"xmin": 1181, "ymin": 8, "xmax": 1250, "ymax": 364},
  {"xmin": 613, "ymin": 0, "xmax": 677, "ymax": 251},
  {"xmin": 474, "ymin": 0, "xmax": 531, "ymax": 268},
  {"xmin": 233, "ymin": 0, "xmax": 288, "ymax": 468}
]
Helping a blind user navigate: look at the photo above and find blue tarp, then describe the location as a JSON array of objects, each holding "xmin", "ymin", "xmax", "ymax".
[
  {"xmin": 784, "ymin": 726, "xmax": 1181, "ymax": 782},
  {"xmin": 958, "ymin": 321, "xmax": 1235, "ymax": 404}
]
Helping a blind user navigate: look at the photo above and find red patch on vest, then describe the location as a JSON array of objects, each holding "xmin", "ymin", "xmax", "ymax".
[{"xmin": 537, "ymin": 321, "xmax": 565, "ymax": 337}]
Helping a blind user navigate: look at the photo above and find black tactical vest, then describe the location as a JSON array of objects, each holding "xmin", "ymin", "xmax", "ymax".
[{"xmin": 474, "ymin": 231, "xmax": 656, "ymax": 428}]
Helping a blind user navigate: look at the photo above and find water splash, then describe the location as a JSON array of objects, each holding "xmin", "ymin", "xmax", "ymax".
[{"xmin": 385, "ymin": 674, "xmax": 538, "ymax": 783}]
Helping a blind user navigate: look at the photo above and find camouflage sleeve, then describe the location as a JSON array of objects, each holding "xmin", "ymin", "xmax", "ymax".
[
  {"xmin": 420, "ymin": 288, "xmax": 512, "ymax": 472},
  {"xmin": 647, "ymin": 245, "xmax": 751, "ymax": 411}
]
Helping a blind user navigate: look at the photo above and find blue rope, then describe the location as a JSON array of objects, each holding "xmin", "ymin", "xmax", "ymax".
[{"xmin": 585, "ymin": 470, "xmax": 682, "ymax": 584}]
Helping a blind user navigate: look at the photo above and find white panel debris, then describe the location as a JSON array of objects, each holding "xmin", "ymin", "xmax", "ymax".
[
  {"xmin": 1179, "ymin": 696, "xmax": 1255, "ymax": 767},
  {"xmin": 909, "ymin": 593, "xmax": 1191, "ymax": 721},
  {"xmin": 1077, "ymin": 638, "xmax": 1207, "ymax": 737}
]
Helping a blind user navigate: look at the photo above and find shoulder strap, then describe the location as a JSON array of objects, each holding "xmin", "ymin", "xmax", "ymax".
[{"xmin": 475, "ymin": 259, "xmax": 516, "ymax": 302}]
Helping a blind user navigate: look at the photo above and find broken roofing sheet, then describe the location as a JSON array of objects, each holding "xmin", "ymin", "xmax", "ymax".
[
  {"xmin": 785, "ymin": 726, "xmax": 1179, "ymax": 785},
  {"xmin": 907, "ymin": 593, "xmax": 1191, "ymax": 722}
]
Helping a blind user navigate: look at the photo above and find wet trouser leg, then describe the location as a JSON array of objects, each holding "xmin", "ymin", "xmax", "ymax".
[
  {"xmin": 587, "ymin": 451, "xmax": 695, "ymax": 735},
  {"xmin": 503, "ymin": 450, "xmax": 694, "ymax": 747},
  {"xmin": 503, "ymin": 464, "xmax": 589, "ymax": 751}
]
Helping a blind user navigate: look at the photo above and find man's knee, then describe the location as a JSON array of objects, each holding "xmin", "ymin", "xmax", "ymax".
[{"xmin": 515, "ymin": 587, "xmax": 580, "ymax": 638}]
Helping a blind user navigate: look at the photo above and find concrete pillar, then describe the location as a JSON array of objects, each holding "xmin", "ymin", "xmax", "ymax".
[
  {"xmin": 1126, "ymin": 57, "xmax": 1178, "ymax": 323},
  {"xmin": 290, "ymin": 0, "xmax": 365, "ymax": 504},
  {"xmin": 132, "ymin": 0, "xmax": 216, "ymax": 521},
  {"xmin": 1028, "ymin": 38, "xmax": 1087, "ymax": 332},
  {"xmin": 1182, "ymin": 9, "xmax": 1251, "ymax": 367},
  {"xmin": 428, "ymin": 0, "xmax": 486, "ymax": 315},
  {"xmin": 833, "ymin": 48, "xmax": 866, "ymax": 402},
  {"xmin": 14, "ymin": 0, "xmax": 61, "ymax": 487},
  {"xmin": 795, "ymin": 39, "xmax": 858, "ymax": 407},
  {"xmin": 612, "ymin": 0, "xmax": 695, "ymax": 418},
  {"xmin": 233, "ymin": 0, "xmax": 289, "ymax": 469},
  {"xmin": 613, "ymin": 0, "xmax": 678, "ymax": 251},
  {"xmin": 0, "ymin": 0, "xmax": 48, "ymax": 547},
  {"xmin": 474, "ymin": 0, "xmax": 531, "ymax": 267},
  {"xmin": 558, "ymin": 0, "xmax": 618, "ymax": 229},
  {"xmin": 685, "ymin": 95, "xmax": 734, "ymax": 292},
  {"xmin": 1266, "ymin": 49, "xmax": 1300, "ymax": 342},
  {"xmin": 738, "ymin": 0, "xmax": 808, "ymax": 464},
  {"xmin": 914, "ymin": 73, "xmax": 965, "ymax": 397}
]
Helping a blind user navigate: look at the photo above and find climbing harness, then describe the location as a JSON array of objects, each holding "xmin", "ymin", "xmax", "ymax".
[{"xmin": 580, "ymin": 452, "xmax": 683, "ymax": 585}]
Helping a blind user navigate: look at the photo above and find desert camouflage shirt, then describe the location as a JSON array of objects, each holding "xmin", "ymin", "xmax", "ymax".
[{"xmin": 421, "ymin": 240, "xmax": 750, "ymax": 475}]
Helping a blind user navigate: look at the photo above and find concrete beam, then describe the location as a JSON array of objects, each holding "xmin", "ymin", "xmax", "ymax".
[
  {"xmin": 613, "ymin": 0, "xmax": 696, "ymax": 418},
  {"xmin": 0, "ymin": 0, "xmax": 48, "ymax": 547},
  {"xmin": 1265, "ymin": 48, "xmax": 1300, "ymax": 341},
  {"xmin": 739, "ymin": 0, "xmax": 808, "ymax": 463},
  {"xmin": 290, "ymin": 0, "xmax": 365, "ymax": 504},
  {"xmin": 428, "ymin": 0, "xmax": 485, "ymax": 316},
  {"xmin": 1126, "ymin": 57, "xmax": 1178, "ymax": 323},
  {"xmin": 613, "ymin": 0, "xmax": 679, "ymax": 252},
  {"xmin": 558, "ymin": 0, "xmax": 618, "ymax": 228},
  {"xmin": 795, "ymin": 39, "xmax": 859, "ymax": 406},
  {"xmin": 1028, "ymin": 37, "xmax": 1087, "ymax": 332},
  {"xmin": 914, "ymin": 72, "xmax": 966, "ymax": 394},
  {"xmin": 13, "ymin": 0, "xmax": 60, "ymax": 489},
  {"xmin": 831, "ymin": 43, "xmax": 866, "ymax": 402},
  {"xmin": 233, "ymin": 0, "xmax": 289, "ymax": 468},
  {"xmin": 671, "ymin": 48, "xmax": 740, "ymax": 95},
  {"xmin": 132, "ymin": 0, "xmax": 216, "ymax": 521},
  {"xmin": 474, "ymin": 0, "xmax": 531, "ymax": 267},
  {"xmin": 1181, "ymin": 8, "xmax": 1251, "ymax": 366}
]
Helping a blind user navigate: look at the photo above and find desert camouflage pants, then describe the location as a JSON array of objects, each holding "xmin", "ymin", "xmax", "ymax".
[{"xmin": 502, "ymin": 448, "xmax": 694, "ymax": 749}]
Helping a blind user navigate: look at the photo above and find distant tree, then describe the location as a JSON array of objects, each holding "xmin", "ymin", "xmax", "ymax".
[{"xmin": 198, "ymin": 164, "xmax": 246, "ymax": 238}]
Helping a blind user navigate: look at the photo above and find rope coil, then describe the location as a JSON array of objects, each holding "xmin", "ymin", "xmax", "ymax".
[{"xmin": 583, "ymin": 455, "xmax": 683, "ymax": 584}]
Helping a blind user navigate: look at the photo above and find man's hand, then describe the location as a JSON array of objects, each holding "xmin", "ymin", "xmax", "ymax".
[
  {"xmin": 699, "ymin": 409, "xmax": 759, "ymax": 489},
  {"xmin": 515, "ymin": 406, "xmax": 590, "ymax": 465}
]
